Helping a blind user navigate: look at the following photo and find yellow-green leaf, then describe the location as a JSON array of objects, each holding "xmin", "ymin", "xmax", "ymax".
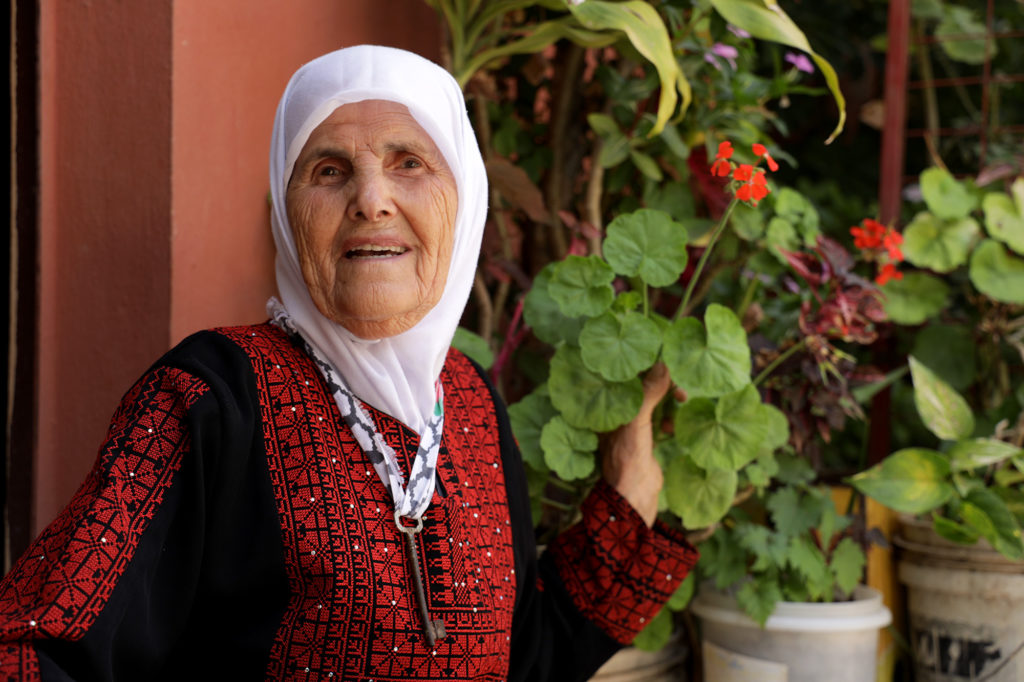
[
  {"xmin": 848, "ymin": 448, "xmax": 954, "ymax": 514},
  {"xmin": 568, "ymin": 0, "xmax": 686, "ymax": 134},
  {"xmin": 709, "ymin": 0, "xmax": 845, "ymax": 143}
]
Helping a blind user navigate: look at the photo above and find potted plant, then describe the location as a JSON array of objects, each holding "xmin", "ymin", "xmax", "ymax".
[
  {"xmin": 421, "ymin": 1, "xmax": 893, "ymax": 678},
  {"xmin": 850, "ymin": 169, "xmax": 1024, "ymax": 682}
]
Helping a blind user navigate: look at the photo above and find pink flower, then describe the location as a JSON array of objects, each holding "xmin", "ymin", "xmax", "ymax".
[
  {"xmin": 785, "ymin": 51, "xmax": 814, "ymax": 74},
  {"xmin": 727, "ymin": 25, "xmax": 751, "ymax": 39},
  {"xmin": 705, "ymin": 43, "xmax": 739, "ymax": 71}
]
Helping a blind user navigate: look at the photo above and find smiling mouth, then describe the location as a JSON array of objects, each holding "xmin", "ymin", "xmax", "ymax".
[{"xmin": 346, "ymin": 246, "xmax": 409, "ymax": 259}]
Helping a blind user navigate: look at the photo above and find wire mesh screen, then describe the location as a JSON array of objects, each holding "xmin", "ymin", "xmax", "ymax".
[{"xmin": 903, "ymin": 0, "xmax": 1024, "ymax": 184}]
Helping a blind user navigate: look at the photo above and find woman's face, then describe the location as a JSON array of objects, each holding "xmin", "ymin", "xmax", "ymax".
[{"xmin": 286, "ymin": 100, "xmax": 458, "ymax": 339}]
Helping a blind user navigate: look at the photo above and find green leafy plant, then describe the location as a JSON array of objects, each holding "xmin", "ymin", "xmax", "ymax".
[
  {"xmin": 850, "ymin": 356, "xmax": 1024, "ymax": 559},
  {"xmin": 849, "ymin": 170, "xmax": 1024, "ymax": 560},
  {"xmin": 509, "ymin": 140, "xmax": 880, "ymax": 646},
  {"xmin": 848, "ymin": 172, "xmax": 1024, "ymax": 559},
  {"xmin": 700, "ymin": 462, "xmax": 867, "ymax": 627},
  {"xmin": 428, "ymin": 0, "xmax": 877, "ymax": 652}
]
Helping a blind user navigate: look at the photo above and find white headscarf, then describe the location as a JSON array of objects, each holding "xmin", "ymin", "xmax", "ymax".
[{"xmin": 268, "ymin": 45, "xmax": 487, "ymax": 434}]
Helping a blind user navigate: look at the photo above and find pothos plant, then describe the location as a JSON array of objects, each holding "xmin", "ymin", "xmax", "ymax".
[
  {"xmin": 849, "ymin": 170, "xmax": 1024, "ymax": 560},
  {"xmin": 508, "ymin": 142, "xmax": 878, "ymax": 644}
]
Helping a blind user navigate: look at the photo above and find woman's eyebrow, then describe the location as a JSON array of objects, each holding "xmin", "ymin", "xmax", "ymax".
[
  {"xmin": 303, "ymin": 146, "xmax": 351, "ymax": 163},
  {"xmin": 382, "ymin": 140, "xmax": 434, "ymax": 156}
]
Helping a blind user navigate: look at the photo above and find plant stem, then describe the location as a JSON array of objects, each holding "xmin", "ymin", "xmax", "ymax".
[
  {"xmin": 546, "ymin": 475, "xmax": 578, "ymax": 494},
  {"xmin": 540, "ymin": 496, "xmax": 574, "ymax": 512},
  {"xmin": 753, "ymin": 338, "xmax": 808, "ymax": 387},
  {"xmin": 736, "ymin": 272, "xmax": 760, "ymax": 322},
  {"xmin": 675, "ymin": 198, "xmax": 740, "ymax": 320}
]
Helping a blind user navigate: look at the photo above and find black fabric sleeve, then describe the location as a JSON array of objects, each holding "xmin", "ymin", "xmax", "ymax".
[{"xmin": 0, "ymin": 331, "xmax": 288, "ymax": 681}]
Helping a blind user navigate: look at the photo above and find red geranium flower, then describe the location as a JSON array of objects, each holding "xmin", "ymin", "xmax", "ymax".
[
  {"xmin": 875, "ymin": 262, "xmax": 903, "ymax": 286},
  {"xmin": 710, "ymin": 140, "xmax": 734, "ymax": 177},
  {"xmin": 752, "ymin": 143, "xmax": 779, "ymax": 172},
  {"xmin": 850, "ymin": 218, "xmax": 886, "ymax": 249},
  {"xmin": 733, "ymin": 165, "xmax": 770, "ymax": 204}
]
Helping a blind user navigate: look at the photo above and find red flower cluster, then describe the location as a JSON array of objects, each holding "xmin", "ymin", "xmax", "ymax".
[
  {"xmin": 709, "ymin": 140, "xmax": 778, "ymax": 206},
  {"xmin": 850, "ymin": 218, "xmax": 904, "ymax": 285}
]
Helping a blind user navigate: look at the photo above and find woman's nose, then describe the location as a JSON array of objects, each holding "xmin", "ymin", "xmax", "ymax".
[{"xmin": 348, "ymin": 170, "xmax": 394, "ymax": 222}]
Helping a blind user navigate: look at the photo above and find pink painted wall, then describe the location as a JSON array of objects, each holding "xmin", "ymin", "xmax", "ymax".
[
  {"xmin": 34, "ymin": 0, "xmax": 440, "ymax": 534},
  {"xmin": 36, "ymin": 1, "xmax": 174, "ymax": 532},
  {"xmin": 169, "ymin": 0, "xmax": 441, "ymax": 342}
]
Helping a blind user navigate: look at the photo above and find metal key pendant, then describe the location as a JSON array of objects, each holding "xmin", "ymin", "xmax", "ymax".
[{"xmin": 396, "ymin": 512, "xmax": 446, "ymax": 646}]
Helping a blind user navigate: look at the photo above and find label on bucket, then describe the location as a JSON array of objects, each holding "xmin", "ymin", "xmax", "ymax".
[
  {"xmin": 913, "ymin": 617, "xmax": 1004, "ymax": 680},
  {"xmin": 703, "ymin": 641, "xmax": 788, "ymax": 681}
]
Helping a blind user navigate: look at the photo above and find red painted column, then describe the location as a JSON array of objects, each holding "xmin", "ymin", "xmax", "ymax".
[{"xmin": 33, "ymin": 0, "xmax": 440, "ymax": 536}]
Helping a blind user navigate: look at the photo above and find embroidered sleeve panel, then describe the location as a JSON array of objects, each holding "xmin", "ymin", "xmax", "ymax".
[
  {"xmin": 546, "ymin": 479, "xmax": 699, "ymax": 645},
  {"xmin": 0, "ymin": 366, "xmax": 208, "ymax": 678}
]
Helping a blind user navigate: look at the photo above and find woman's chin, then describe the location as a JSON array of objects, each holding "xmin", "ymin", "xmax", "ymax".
[{"xmin": 331, "ymin": 305, "xmax": 430, "ymax": 340}]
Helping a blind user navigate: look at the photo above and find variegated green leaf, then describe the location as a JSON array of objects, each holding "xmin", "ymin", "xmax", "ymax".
[
  {"xmin": 910, "ymin": 356, "xmax": 975, "ymax": 441},
  {"xmin": 848, "ymin": 448, "xmax": 954, "ymax": 514}
]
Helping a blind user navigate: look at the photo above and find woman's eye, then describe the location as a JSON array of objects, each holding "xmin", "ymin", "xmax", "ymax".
[{"xmin": 401, "ymin": 157, "xmax": 423, "ymax": 169}]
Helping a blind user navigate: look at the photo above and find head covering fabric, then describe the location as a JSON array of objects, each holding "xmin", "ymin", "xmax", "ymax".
[{"xmin": 268, "ymin": 45, "xmax": 487, "ymax": 433}]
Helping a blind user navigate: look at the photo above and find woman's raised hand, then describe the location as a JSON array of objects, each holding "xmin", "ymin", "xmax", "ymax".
[{"xmin": 601, "ymin": 363, "xmax": 673, "ymax": 527}]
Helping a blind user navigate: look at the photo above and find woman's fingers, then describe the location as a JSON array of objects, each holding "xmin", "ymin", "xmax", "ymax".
[{"xmin": 639, "ymin": 362, "xmax": 672, "ymax": 419}]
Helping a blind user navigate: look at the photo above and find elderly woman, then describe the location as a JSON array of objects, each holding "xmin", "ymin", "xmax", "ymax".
[{"xmin": 0, "ymin": 46, "xmax": 696, "ymax": 680}]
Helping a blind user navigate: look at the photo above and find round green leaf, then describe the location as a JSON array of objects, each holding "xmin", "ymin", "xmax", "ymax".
[
  {"xmin": 910, "ymin": 324, "xmax": 976, "ymax": 391},
  {"xmin": 902, "ymin": 212, "xmax": 979, "ymax": 273},
  {"xmin": 522, "ymin": 264, "xmax": 584, "ymax": 345},
  {"xmin": 936, "ymin": 6, "xmax": 996, "ymax": 65},
  {"xmin": 881, "ymin": 271, "xmax": 949, "ymax": 325},
  {"xmin": 603, "ymin": 209, "xmax": 689, "ymax": 287},
  {"xmin": 969, "ymin": 239, "xmax": 1024, "ymax": 305},
  {"xmin": 730, "ymin": 202, "xmax": 765, "ymax": 241},
  {"xmin": 910, "ymin": 356, "xmax": 975, "ymax": 441},
  {"xmin": 848, "ymin": 448, "xmax": 954, "ymax": 514},
  {"xmin": 983, "ymin": 191, "xmax": 1024, "ymax": 255},
  {"xmin": 579, "ymin": 311, "xmax": 662, "ymax": 382},
  {"xmin": 548, "ymin": 345, "xmax": 643, "ymax": 432},
  {"xmin": 674, "ymin": 385, "xmax": 788, "ymax": 471},
  {"xmin": 540, "ymin": 416, "xmax": 597, "ymax": 481},
  {"xmin": 508, "ymin": 387, "xmax": 556, "ymax": 473},
  {"xmin": 665, "ymin": 454, "xmax": 738, "ymax": 529},
  {"xmin": 663, "ymin": 304, "xmax": 751, "ymax": 398},
  {"xmin": 919, "ymin": 166, "xmax": 977, "ymax": 219},
  {"xmin": 549, "ymin": 255, "xmax": 616, "ymax": 318}
]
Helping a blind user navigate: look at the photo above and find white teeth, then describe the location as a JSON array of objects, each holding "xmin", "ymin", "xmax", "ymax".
[{"xmin": 348, "ymin": 245, "xmax": 406, "ymax": 258}]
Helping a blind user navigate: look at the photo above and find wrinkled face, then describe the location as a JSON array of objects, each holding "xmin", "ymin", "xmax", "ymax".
[{"xmin": 286, "ymin": 100, "xmax": 458, "ymax": 339}]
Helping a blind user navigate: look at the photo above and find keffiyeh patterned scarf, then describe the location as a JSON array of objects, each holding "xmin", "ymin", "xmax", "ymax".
[{"xmin": 270, "ymin": 300, "xmax": 443, "ymax": 522}]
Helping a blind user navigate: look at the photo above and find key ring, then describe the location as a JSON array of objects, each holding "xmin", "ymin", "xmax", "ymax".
[{"xmin": 395, "ymin": 510, "xmax": 423, "ymax": 536}]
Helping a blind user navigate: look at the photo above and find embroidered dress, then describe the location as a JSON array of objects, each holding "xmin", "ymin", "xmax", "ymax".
[{"xmin": 0, "ymin": 325, "xmax": 697, "ymax": 681}]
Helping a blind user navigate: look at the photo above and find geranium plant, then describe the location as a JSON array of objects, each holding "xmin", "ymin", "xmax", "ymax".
[{"xmin": 509, "ymin": 142, "xmax": 881, "ymax": 644}]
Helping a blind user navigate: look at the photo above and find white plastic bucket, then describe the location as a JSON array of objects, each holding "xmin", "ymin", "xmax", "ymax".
[
  {"xmin": 589, "ymin": 633, "xmax": 688, "ymax": 681},
  {"xmin": 897, "ymin": 516, "xmax": 1024, "ymax": 682},
  {"xmin": 690, "ymin": 585, "xmax": 891, "ymax": 682}
]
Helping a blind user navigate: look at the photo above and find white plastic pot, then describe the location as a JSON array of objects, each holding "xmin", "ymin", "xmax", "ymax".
[
  {"xmin": 690, "ymin": 585, "xmax": 891, "ymax": 682},
  {"xmin": 897, "ymin": 515, "xmax": 1024, "ymax": 682},
  {"xmin": 589, "ymin": 633, "xmax": 688, "ymax": 682}
]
